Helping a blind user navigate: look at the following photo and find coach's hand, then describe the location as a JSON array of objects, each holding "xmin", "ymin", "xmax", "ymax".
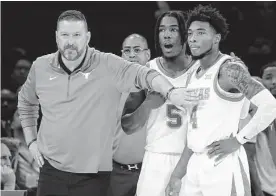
[
  {"xmin": 29, "ymin": 141, "xmax": 44, "ymax": 167},
  {"xmin": 207, "ymin": 135, "xmax": 242, "ymax": 162},
  {"xmin": 165, "ymin": 176, "xmax": 182, "ymax": 196},
  {"xmin": 168, "ymin": 87, "xmax": 199, "ymax": 110}
]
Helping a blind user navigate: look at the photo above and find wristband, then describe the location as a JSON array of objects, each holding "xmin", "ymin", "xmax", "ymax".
[
  {"xmin": 27, "ymin": 139, "xmax": 37, "ymax": 148},
  {"xmin": 165, "ymin": 87, "xmax": 176, "ymax": 100}
]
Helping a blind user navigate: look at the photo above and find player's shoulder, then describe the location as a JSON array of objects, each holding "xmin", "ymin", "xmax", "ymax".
[
  {"xmin": 218, "ymin": 53, "xmax": 248, "ymax": 76},
  {"xmin": 149, "ymin": 57, "xmax": 161, "ymax": 64},
  {"xmin": 149, "ymin": 57, "xmax": 160, "ymax": 63},
  {"xmin": 220, "ymin": 60, "xmax": 248, "ymax": 76},
  {"xmin": 147, "ymin": 57, "xmax": 162, "ymax": 69}
]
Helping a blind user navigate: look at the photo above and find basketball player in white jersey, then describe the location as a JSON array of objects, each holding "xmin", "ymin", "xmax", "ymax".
[
  {"xmin": 166, "ymin": 5, "xmax": 276, "ymax": 196},
  {"xmin": 121, "ymin": 11, "xmax": 200, "ymax": 196}
]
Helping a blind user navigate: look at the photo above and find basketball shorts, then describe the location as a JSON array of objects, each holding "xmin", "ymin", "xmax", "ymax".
[
  {"xmin": 182, "ymin": 146, "xmax": 250, "ymax": 196},
  {"xmin": 136, "ymin": 150, "xmax": 185, "ymax": 196}
]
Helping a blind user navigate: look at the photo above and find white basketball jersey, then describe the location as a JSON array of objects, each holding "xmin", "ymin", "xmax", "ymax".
[
  {"xmin": 186, "ymin": 54, "xmax": 246, "ymax": 153},
  {"xmin": 145, "ymin": 57, "xmax": 200, "ymax": 154}
]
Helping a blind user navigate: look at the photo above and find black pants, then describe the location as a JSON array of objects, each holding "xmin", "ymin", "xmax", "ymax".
[
  {"xmin": 107, "ymin": 162, "xmax": 141, "ymax": 196},
  {"xmin": 37, "ymin": 160, "xmax": 111, "ymax": 196}
]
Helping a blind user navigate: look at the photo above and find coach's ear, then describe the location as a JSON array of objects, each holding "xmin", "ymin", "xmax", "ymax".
[
  {"xmin": 86, "ymin": 31, "xmax": 91, "ymax": 46},
  {"xmin": 55, "ymin": 31, "xmax": 58, "ymax": 45}
]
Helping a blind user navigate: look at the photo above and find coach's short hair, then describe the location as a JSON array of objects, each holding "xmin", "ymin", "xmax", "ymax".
[
  {"xmin": 260, "ymin": 60, "xmax": 276, "ymax": 77},
  {"xmin": 57, "ymin": 10, "xmax": 88, "ymax": 30},
  {"xmin": 154, "ymin": 10, "xmax": 188, "ymax": 56},
  {"xmin": 187, "ymin": 4, "xmax": 229, "ymax": 41}
]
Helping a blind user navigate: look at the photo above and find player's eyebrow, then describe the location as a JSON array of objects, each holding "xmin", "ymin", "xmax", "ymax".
[
  {"xmin": 159, "ymin": 24, "xmax": 179, "ymax": 28},
  {"xmin": 188, "ymin": 28, "xmax": 207, "ymax": 31}
]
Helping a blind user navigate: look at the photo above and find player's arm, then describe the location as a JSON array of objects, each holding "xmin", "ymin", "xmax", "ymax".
[
  {"xmin": 166, "ymin": 146, "xmax": 193, "ymax": 196},
  {"xmin": 121, "ymin": 92, "xmax": 150, "ymax": 135},
  {"xmin": 171, "ymin": 147, "xmax": 193, "ymax": 179},
  {"xmin": 220, "ymin": 61, "xmax": 276, "ymax": 144},
  {"xmin": 17, "ymin": 61, "xmax": 39, "ymax": 146},
  {"xmin": 122, "ymin": 90, "xmax": 146, "ymax": 115}
]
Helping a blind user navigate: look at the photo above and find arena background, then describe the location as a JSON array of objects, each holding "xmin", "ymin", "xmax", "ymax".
[{"xmin": 2, "ymin": 1, "xmax": 276, "ymax": 87}]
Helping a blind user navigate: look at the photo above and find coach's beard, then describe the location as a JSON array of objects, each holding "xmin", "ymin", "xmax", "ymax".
[{"xmin": 59, "ymin": 45, "xmax": 84, "ymax": 61}]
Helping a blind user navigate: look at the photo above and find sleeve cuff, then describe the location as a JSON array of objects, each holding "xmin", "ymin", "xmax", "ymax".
[{"xmin": 146, "ymin": 70, "xmax": 161, "ymax": 91}]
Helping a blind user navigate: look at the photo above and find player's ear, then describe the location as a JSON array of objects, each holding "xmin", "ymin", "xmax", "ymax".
[{"xmin": 214, "ymin": 34, "xmax": 221, "ymax": 44}]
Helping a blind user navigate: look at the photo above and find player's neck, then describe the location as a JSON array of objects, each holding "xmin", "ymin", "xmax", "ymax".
[
  {"xmin": 200, "ymin": 49, "xmax": 220, "ymax": 70},
  {"xmin": 162, "ymin": 51, "xmax": 192, "ymax": 73},
  {"xmin": 62, "ymin": 49, "xmax": 86, "ymax": 72}
]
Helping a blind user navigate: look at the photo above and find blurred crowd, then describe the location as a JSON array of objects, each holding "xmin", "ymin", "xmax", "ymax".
[
  {"xmin": 1, "ymin": 1, "xmax": 275, "ymax": 196},
  {"xmin": 1, "ymin": 47, "xmax": 39, "ymax": 195}
]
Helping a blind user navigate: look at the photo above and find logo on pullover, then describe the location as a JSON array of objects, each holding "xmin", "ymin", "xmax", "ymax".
[
  {"xmin": 49, "ymin": 76, "xmax": 58, "ymax": 80},
  {"xmin": 80, "ymin": 70, "xmax": 95, "ymax": 79}
]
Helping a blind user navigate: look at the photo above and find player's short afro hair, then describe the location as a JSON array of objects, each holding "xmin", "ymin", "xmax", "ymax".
[{"xmin": 187, "ymin": 4, "xmax": 229, "ymax": 41}]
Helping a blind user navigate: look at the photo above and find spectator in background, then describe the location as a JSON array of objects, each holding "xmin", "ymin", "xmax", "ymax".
[
  {"xmin": 9, "ymin": 58, "xmax": 32, "ymax": 93},
  {"xmin": 108, "ymin": 33, "xmax": 150, "ymax": 196},
  {"xmin": 1, "ymin": 89, "xmax": 17, "ymax": 137},
  {"xmin": 255, "ymin": 61, "xmax": 276, "ymax": 196},
  {"xmin": 261, "ymin": 61, "xmax": 276, "ymax": 98},
  {"xmin": 1, "ymin": 142, "xmax": 16, "ymax": 190},
  {"xmin": 245, "ymin": 2, "xmax": 275, "ymax": 71}
]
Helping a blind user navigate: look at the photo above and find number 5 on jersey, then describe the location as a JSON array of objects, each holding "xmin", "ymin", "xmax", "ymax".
[{"xmin": 166, "ymin": 104, "xmax": 182, "ymax": 128}]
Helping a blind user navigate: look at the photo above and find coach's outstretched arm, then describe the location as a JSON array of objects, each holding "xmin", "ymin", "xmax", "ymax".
[
  {"xmin": 107, "ymin": 54, "xmax": 199, "ymax": 108},
  {"xmin": 221, "ymin": 61, "xmax": 276, "ymax": 144}
]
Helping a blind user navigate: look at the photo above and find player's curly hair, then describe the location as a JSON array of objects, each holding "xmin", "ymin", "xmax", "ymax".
[
  {"xmin": 186, "ymin": 4, "xmax": 229, "ymax": 41},
  {"xmin": 154, "ymin": 10, "xmax": 188, "ymax": 56}
]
